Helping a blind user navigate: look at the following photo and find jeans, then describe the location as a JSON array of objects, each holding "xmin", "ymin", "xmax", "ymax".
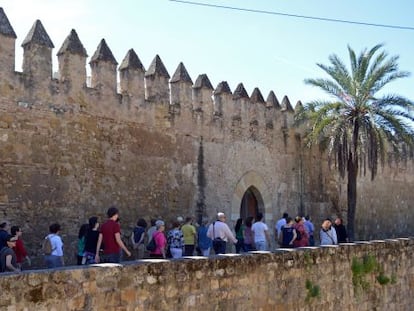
[
  {"xmin": 200, "ymin": 247, "xmax": 210, "ymax": 256},
  {"xmin": 101, "ymin": 253, "xmax": 121, "ymax": 263},
  {"xmin": 255, "ymin": 241, "xmax": 267, "ymax": 251},
  {"xmin": 44, "ymin": 255, "xmax": 63, "ymax": 268}
]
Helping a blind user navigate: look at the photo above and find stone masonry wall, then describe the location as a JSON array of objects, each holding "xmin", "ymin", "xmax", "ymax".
[
  {"xmin": 1, "ymin": 238, "xmax": 414, "ymax": 310},
  {"xmin": 0, "ymin": 7, "xmax": 413, "ymax": 268}
]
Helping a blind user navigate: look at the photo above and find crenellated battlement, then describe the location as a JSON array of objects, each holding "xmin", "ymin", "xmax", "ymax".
[{"xmin": 0, "ymin": 7, "xmax": 300, "ymax": 137}]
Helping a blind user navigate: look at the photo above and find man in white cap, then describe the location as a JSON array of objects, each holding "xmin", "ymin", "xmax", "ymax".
[{"xmin": 207, "ymin": 212, "xmax": 237, "ymax": 254}]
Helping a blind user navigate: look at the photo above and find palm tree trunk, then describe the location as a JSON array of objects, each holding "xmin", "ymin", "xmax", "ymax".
[
  {"xmin": 347, "ymin": 121, "xmax": 359, "ymax": 242},
  {"xmin": 347, "ymin": 157, "xmax": 357, "ymax": 242}
]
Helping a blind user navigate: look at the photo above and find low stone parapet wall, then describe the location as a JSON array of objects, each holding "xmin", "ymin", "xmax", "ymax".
[{"xmin": 1, "ymin": 238, "xmax": 413, "ymax": 310}]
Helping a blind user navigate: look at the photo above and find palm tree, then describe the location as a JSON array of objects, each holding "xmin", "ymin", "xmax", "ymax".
[{"xmin": 296, "ymin": 44, "xmax": 414, "ymax": 241}]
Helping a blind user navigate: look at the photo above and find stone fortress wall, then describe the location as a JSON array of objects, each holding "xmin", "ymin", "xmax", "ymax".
[
  {"xmin": 1, "ymin": 238, "xmax": 413, "ymax": 310},
  {"xmin": 0, "ymin": 7, "xmax": 413, "ymax": 265}
]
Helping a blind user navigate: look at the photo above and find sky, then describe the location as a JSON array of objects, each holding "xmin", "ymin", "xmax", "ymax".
[{"xmin": 1, "ymin": 0, "xmax": 414, "ymax": 106}]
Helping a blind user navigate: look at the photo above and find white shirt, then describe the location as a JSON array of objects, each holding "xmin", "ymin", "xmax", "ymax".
[
  {"xmin": 252, "ymin": 221, "xmax": 269, "ymax": 242},
  {"xmin": 47, "ymin": 234, "xmax": 64, "ymax": 256},
  {"xmin": 207, "ymin": 221, "xmax": 237, "ymax": 243},
  {"xmin": 275, "ymin": 218, "xmax": 287, "ymax": 236}
]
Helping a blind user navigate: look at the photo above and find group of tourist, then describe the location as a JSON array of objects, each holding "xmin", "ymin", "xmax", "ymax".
[
  {"xmin": 275, "ymin": 213, "xmax": 348, "ymax": 248},
  {"xmin": 0, "ymin": 207, "xmax": 348, "ymax": 274},
  {"xmin": 0, "ymin": 222, "xmax": 31, "ymax": 273}
]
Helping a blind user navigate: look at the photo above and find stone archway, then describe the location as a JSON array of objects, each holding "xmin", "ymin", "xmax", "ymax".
[{"xmin": 231, "ymin": 171, "xmax": 273, "ymax": 223}]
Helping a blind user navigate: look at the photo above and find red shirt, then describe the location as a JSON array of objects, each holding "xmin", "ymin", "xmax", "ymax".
[
  {"xmin": 100, "ymin": 220, "xmax": 121, "ymax": 255},
  {"xmin": 293, "ymin": 223, "xmax": 309, "ymax": 248},
  {"xmin": 14, "ymin": 238, "xmax": 27, "ymax": 263}
]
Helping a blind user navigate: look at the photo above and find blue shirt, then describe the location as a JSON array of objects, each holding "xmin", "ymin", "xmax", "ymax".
[{"xmin": 197, "ymin": 225, "xmax": 212, "ymax": 249}]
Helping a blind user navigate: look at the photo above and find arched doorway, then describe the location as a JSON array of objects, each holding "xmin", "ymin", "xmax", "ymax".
[
  {"xmin": 231, "ymin": 170, "xmax": 273, "ymax": 225},
  {"xmin": 240, "ymin": 186, "xmax": 260, "ymax": 220}
]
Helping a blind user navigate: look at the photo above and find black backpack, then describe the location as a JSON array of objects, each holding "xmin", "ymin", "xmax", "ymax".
[
  {"xmin": 146, "ymin": 237, "xmax": 156, "ymax": 251},
  {"xmin": 295, "ymin": 229, "xmax": 302, "ymax": 241}
]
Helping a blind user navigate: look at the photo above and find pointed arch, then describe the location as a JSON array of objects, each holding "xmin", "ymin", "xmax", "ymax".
[{"xmin": 231, "ymin": 171, "xmax": 273, "ymax": 223}]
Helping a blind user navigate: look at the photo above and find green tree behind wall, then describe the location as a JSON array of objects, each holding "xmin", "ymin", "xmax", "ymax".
[{"xmin": 296, "ymin": 44, "xmax": 414, "ymax": 240}]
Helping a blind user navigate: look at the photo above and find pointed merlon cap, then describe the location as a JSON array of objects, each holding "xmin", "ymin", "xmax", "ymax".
[
  {"xmin": 295, "ymin": 100, "xmax": 303, "ymax": 111},
  {"xmin": 90, "ymin": 39, "xmax": 118, "ymax": 65},
  {"xmin": 145, "ymin": 54, "xmax": 170, "ymax": 78},
  {"xmin": 281, "ymin": 95, "xmax": 294, "ymax": 112},
  {"xmin": 170, "ymin": 62, "xmax": 193, "ymax": 84},
  {"xmin": 0, "ymin": 8, "xmax": 17, "ymax": 38},
  {"xmin": 233, "ymin": 83, "xmax": 249, "ymax": 100},
  {"xmin": 250, "ymin": 87, "xmax": 265, "ymax": 104},
  {"xmin": 21, "ymin": 20, "xmax": 54, "ymax": 48},
  {"xmin": 57, "ymin": 29, "xmax": 87, "ymax": 57},
  {"xmin": 214, "ymin": 81, "xmax": 231, "ymax": 95},
  {"xmin": 267, "ymin": 91, "xmax": 281, "ymax": 109},
  {"xmin": 119, "ymin": 48, "xmax": 145, "ymax": 71},
  {"xmin": 193, "ymin": 74, "xmax": 213, "ymax": 90}
]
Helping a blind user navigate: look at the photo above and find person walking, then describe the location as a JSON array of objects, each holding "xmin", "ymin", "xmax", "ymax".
[
  {"xmin": 82, "ymin": 216, "xmax": 100, "ymax": 264},
  {"xmin": 131, "ymin": 218, "xmax": 148, "ymax": 260},
  {"xmin": 207, "ymin": 212, "xmax": 237, "ymax": 254},
  {"xmin": 251, "ymin": 212, "xmax": 270, "ymax": 251},
  {"xmin": 275, "ymin": 213, "xmax": 288, "ymax": 246},
  {"xmin": 95, "ymin": 207, "xmax": 131, "ymax": 263},
  {"xmin": 234, "ymin": 218, "xmax": 245, "ymax": 253},
  {"xmin": 0, "ymin": 221, "xmax": 10, "ymax": 249},
  {"xmin": 149, "ymin": 220, "xmax": 167, "ymax": 259},
  {"xmin": 279, "ymin": 217, "xmax": 297, "ymax": 248},
  {"xmin": 293, "ymin": 216, "xmax": 309, "ymax": 248},
  {"xmin": 44, "ymin": 223, "xmax": 64, "ymax": 268},
  {"xmin": 333, "ymin": 217, "xmax": 348, "ymax": 243},
  {"xmin": 10, "ymin": 226, "xmax": 31, "ymax": 269},
  {"xmin": 197, "ymin": 218, "xmax": 212, "ymax": 256},
  {"xmin": 243, "ymin": 216, "xmax": 255, "ymax": 252},
  {"xmin": 167, "ymin": 221, "xmax": 184, "ymax": 258},
  {"xmin": 76, "ymin": 223, "xmax": 89, "ymax": 265},
  {"xmin": 181, "ymin": 217, "xmax": 196, "ymax": 256},
  {"xmin": 320, "ymin": 218, "xmax": 338, "ymax": 245},
  {"xmin": 304, "ymin": 215, "xmax": 315, "ymax": 246},
  {"xmin": 0, "ymin": 234, "xmax": 20, "ymax": 273}
]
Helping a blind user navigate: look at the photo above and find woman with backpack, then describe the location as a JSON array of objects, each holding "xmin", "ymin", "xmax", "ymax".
[
  {"xmin": 149, "ymin": 220, "xmax": 167, "ymax": 259},
  {"xmin": 293, "ymin": 216, "xmax": 309, "ymax": 248},
  {"xmin": 131, "ymin": 218, "xmax": 147, "ymax": 259},
  {"xmin": 44, "ymin": 223, "xmax": 64, "ymax": 268}
]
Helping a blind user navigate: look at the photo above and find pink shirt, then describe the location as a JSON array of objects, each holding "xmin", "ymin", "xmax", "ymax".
[{"xmin": 151, "ymin": 231, "xmax": 167, "ymax": 255}]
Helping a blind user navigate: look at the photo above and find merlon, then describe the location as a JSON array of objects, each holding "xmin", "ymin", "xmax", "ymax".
[
  {"xmin": 57, "ymin": 29, "xmax": 88, "ymax": 57},
  {"xmin": 0, "ymin": 7, "xmax": 16, "ymax": 38},
  {"xmin": 119, "ymin": 49, "xmax": 145, "ymax": 71},
  {"xmin": 90, "ymin": 39, "xmax": 118, "ymax": 65},
  {"xmin": 233, "ymin": 83, "xmax": 249, "ymax": 100},
  {"xmin": 170, "ymin": 62, "xmax": 193, "ymax": 84},
  {"xmin": 145, "ymin": 54, "xmax": 170, "ymax": 78},
  {"xmin": 21, "ymin": 19, "xmax": 54, "ymax": 48}
]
